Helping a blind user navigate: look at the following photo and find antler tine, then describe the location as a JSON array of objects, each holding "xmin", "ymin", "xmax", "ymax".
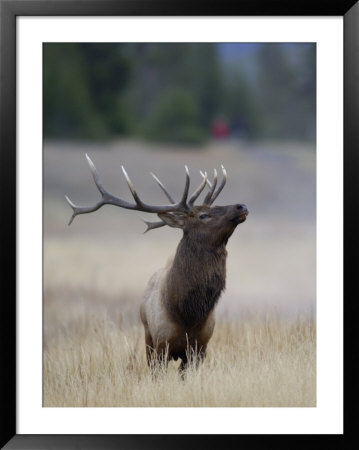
[
  {"xmin": 141, "ymin": 218, "xmax": 167, "ymax": 233},
  {"xmin": 65, "ymin": 154, "xmax": 137, "ymax": 225},
  {"xmin": 86, "ymin": 153, "xmax": 108, "ymax": 195},
  {"xmin": 209, "ymin": 165, "xmax": 227, "ymax": 205},
  {"xmin": 179, "ymin": 165, "xmax": 190, "ymax": 207},
  {"xmin": 200, "ymin": 170, "xmax": 213, "ymax": 189},
  {"xmin": 203, "ymin": 169, "xmax": 218, "ymax": 205},
  {"xmin": 188, "ymin": 171, "xmax": 208, "ymax": 207},
  {"xmin": 121, "ymin": 165, "xmax": 143, "ymax": 206},
  {"xmin": 66, "ymin": 155, "xmax": 192, "ymax": 225},
  {"xmin": 65, "ymin": 194, "xmax": 103, "ymax": 226},
  {"xmin": 150, "ymin": 172, "xmax": 176, "ymax": 204}
]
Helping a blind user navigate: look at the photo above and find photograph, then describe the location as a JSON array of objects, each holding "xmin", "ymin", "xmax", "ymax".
[
  {"xmin": 43, "ymin": 42, "xmax": 317, "ymax": 407},
  {"xmin": 2, "ymin": 1, "xmax": 354, "ymax": 445}
]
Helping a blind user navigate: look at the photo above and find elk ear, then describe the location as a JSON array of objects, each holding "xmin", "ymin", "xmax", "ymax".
[{"xmin": 158, "ymin": 212, "xmax": 186, "ymax": 229}]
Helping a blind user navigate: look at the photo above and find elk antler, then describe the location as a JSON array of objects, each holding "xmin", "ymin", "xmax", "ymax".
[
  {"xmin": 200, "ymin": 165, "xmax": 227, "ymax": 205},
  {"xmin": 66, "ymin": 154, "xmax": 192, "ymax": 225},
  {"xmin": 66, "ymin": 155, "xmax": 227, "ymax": 229}
]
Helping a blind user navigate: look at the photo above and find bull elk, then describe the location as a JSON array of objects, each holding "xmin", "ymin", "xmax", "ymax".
[{"xmin": 66, "ymin": 155, "xmax": 248, "ymax": 372}]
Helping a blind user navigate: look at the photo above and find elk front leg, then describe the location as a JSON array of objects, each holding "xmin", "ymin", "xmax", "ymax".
[
  {"xmin": 141, "ymin": 304, "xmax": 156, "ymax": 367},
  {"xmin": 178, "ymin": 347, "xmax": 206, "ymax": 375},
  {"xmin": 145, "ymin": 333, "xmax": 169, "ymax": 373},
  {"xmin": 178, "ymin": 353, "xmax": 188, "ymax": 374},
  {"xmin": 144, "ymin": 329, "xmax": 154, "ymax": 367}
]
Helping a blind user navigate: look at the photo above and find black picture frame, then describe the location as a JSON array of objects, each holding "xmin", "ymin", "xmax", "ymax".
[{"xmin": 1, "ymin": 1, "xmax": 357, "ymax": 448}]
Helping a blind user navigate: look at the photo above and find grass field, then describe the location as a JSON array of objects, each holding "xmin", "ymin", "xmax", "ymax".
[
  {"xmin": 43, "ymin": 138, "xmax": 316, "ymax": 407},
  {"xmin": 43, "ymin": 308, "xmax": 316, "ymax": 407}
]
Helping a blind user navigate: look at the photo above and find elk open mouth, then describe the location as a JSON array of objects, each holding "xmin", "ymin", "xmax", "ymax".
[{"xmin": 231, "ymin": 210, "xmax": 248, "ymax": 225}]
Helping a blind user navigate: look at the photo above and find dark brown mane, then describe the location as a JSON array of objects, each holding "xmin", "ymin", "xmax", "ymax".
[{"xmin": 165, "ymin": 237, "xmax": 227, "ymax": 329}]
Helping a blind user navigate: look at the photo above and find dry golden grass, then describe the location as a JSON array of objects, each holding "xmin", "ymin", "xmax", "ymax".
[{"xmin": 43, "ymin": 309, "xmax": 316, "ymax": 407}]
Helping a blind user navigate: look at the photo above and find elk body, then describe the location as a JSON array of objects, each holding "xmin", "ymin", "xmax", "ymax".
[{"xmin": 66, "ymin": 155, "xmax": 248, "ymax": 372}]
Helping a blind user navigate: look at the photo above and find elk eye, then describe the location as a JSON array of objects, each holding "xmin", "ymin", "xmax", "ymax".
[{"xmin": 199, "ymin": 213, "xmax": 209, "ymax": 219}]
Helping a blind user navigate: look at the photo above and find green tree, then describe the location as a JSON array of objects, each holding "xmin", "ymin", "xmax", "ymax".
[
  {"xmin": 43, "ymin": 44, "xmax": 107, "ymax": 139},
  {"xmin": 80, "ymin": 44, "xmax": 132, "ymax": 134},
  {"xmin": 119, "ymin": 43, "xmax": 222, "ymax": 143},
  {"xmin": 43, "ymin": 43, "xmax": 132, "ymax": 139},
  {"xmin": 254, "ymin": 43, "xmax": 316, "ymax": 141},
  {"xmin": 220, "ymin": 69, "xmax": 262, "ymax": 139},
  {"xmin": 144, "ymin": 87, "xmax": 206, "ymax": 145}
]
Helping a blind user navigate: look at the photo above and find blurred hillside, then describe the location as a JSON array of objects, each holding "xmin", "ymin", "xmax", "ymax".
[{"xmin": 43, "ymin": 43, "xmax": 316, "ymax": 144}]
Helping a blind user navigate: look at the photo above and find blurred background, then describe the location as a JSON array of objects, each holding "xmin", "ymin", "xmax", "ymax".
[
  {"xmin": 43, "ymin": 43, "xmax": 316, "ymax": 337},
  {"xmin": 43, "ymin": 43, "xmax": 315, "ymax": 143}
]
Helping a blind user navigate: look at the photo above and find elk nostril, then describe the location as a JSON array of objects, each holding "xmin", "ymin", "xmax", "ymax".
[{"xmin": 236, "ymin": 204, "xmax": 248, "ymax": 212}]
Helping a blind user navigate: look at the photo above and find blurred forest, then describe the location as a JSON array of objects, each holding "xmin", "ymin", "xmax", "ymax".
[{"xmin": 43, "ymin": 43, "xmax": 316, "ymax": 144}]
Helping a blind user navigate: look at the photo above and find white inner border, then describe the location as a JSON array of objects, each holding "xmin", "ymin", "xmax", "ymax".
[{"xmin": 17, "ymin": 17, "xmax": 343, "ymax": 435}]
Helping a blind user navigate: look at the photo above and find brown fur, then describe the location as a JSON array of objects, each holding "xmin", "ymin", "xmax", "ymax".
[{"xmin": 140, "ymin": 203, "xmax": 248, "ymax": 371}]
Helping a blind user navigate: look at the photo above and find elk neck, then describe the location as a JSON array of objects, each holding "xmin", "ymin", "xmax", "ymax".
[{"xmin": 164, "ymin": 232, "xmax": 227, "ymax": 329}]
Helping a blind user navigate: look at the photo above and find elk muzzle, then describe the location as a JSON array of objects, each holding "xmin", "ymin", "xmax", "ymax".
[{"xmin": 229, "ymin": 203, "xmax": 248, "ymax": 225}]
